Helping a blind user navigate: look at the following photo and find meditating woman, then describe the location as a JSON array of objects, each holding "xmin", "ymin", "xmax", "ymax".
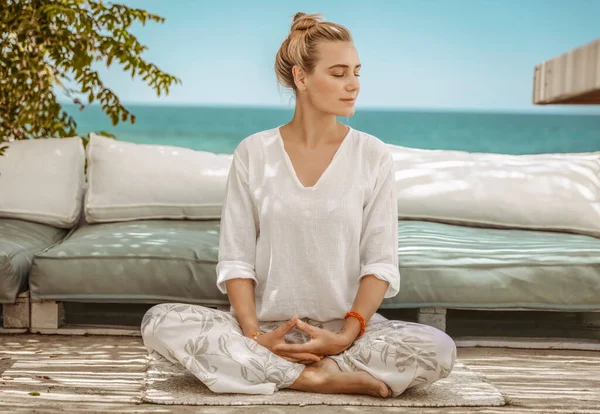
[{"xmin": 141, "ymin": 12, "xmax": 456, "ymax": 398}]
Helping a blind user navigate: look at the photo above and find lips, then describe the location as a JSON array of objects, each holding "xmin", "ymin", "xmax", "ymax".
[{"xmin": 340, "ymin": 98, "xmax": 355, "ymax": 102}]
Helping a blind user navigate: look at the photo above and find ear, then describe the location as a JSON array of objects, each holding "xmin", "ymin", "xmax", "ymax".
[{"xmin": 292, "ymin": 65, "xmax": 308, "ymax": 91}]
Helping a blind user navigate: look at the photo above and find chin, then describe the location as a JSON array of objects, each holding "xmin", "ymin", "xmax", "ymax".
[
  {"xmin": 321, "ymin": 103, "xmax": 355, "ymax": 117},
  {"xmin": 341, "ymin": 107, "xmax": 355, "ymax": 117},
  {"xmin": 330, "ymin": 106, "xmax": 355, "ymax": 118}
]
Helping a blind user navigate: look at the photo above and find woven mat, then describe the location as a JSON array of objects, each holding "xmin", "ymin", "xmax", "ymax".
[{"xmin": 142, "ymin": 358, "xmax": 506, "ymax": 407}]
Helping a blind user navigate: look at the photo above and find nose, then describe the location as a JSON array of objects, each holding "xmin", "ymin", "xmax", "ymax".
[{"xmin": 345, "ymin": 76, "xmax": 360, "ymax": 92}]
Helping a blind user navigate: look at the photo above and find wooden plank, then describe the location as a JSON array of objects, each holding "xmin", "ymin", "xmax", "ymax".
[
  {"xmin": 0, "ymin": 328, "xmax": 28, "ymax": 334},
  {"xmin": 454, "ymin": 336, "xmax": 600, "ymax": 351},
  {"xmin": 1, "ymin": 335, "xmax": 599, "ymax": 412},
  {"xmin": 459, "ymin": 347, "xmax": 600, "ymax": 412},
  {"xmin": 30, "ymin": 324, "xmax": 141, "ymax": 336},
  {"xmin": 533, "ymin": 38, "xmax": 600, "ymax": 104}
]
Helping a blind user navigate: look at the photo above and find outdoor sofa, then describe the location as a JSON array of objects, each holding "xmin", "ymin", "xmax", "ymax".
[{"xmin": 1, "ymin": 134, "xmax": 600, "ymax": 333}]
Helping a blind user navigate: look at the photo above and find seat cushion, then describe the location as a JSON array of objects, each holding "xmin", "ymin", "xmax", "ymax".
[
  {"xmin": 383, "ymin": 220, "xmax": 600, "ymax": 311},
  {"xmin": 30, "ymin": 220, "xmax": 228, "ymax": 305},
  {"xmin": 0, "ymin": 219, "xmax": 67, "ymax": 303},
  {"xmin": 30, "ymin": 219, "xmax": 600, "ymax": 311}
]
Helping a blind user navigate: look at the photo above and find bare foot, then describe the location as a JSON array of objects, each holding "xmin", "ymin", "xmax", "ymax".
[
  {"xmin": 311, "ymin": 357, "xmax": 342, "ymax": 374},
  {"xmin": 289, "ymin": 357, "xmax": 391, "ymax": 398}
]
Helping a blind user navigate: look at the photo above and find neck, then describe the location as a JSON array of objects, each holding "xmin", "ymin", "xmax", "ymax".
[{"xmin": 284, "ymin": 99, "xmax": 346, "ymax": 149}]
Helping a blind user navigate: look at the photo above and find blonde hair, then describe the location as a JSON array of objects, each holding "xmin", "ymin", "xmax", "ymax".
[{"xmin": 275, "ymin": 12, "xmax": 353, "ymax": 91}]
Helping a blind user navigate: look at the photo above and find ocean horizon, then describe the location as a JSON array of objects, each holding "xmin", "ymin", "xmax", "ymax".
[{"xmin": 65, "ymin": 103, "xmax": 600, "ymax": 155}]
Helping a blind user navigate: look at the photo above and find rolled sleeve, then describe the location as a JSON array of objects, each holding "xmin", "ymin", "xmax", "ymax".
[
  {"xmin": 216, "ymin": 146, "xmax": 258, "ymax": 294},
  {"xmin": 358, "ymin": 151, "xmax": 400, "ymax": 298}
]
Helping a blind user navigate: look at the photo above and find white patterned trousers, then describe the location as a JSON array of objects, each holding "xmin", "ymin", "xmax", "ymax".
[{"xmin": 141, "ymin": 303, "xmax": 456, "ymax": 396}]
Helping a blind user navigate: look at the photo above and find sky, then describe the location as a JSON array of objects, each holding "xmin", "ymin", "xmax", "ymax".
[{"xmin": 92, "ymin": 0, "xmax": 600, "ymax": 113}]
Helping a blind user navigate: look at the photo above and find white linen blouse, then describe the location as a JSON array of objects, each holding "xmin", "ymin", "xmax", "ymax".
[{"xmin": 216, "ymin": 126, "xmax": 400, "ymax": 323}]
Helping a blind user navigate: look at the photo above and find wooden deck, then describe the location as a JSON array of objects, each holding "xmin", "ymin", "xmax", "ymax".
[
  {"xmin": 0, "ymin": 334, "xmax": 598, "ymax": 413},
  {"xmin": 533, "ymin": 38, "xmax": 600, "ymax": 105}
]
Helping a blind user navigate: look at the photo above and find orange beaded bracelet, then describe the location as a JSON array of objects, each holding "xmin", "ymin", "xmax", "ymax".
[{"xmin": 344, "ymin": 311, "xmax": 366, "ymax": 337}]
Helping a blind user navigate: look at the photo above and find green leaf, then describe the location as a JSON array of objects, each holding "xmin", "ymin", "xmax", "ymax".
[
  {"xmin": 0, "ymin": 0, "xmax": 181, "ymax": 141},
  {"xmin": 96, "ymin": 131, "xmax": 115, "ymax": 138}
]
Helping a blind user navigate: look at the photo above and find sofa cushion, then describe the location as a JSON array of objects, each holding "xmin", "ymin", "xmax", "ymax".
[
  {"xmin": 30, "ymin": 219, "xmax": 600, "ymax": 311},
  {"xmin": 30, "ymin": 220, "xmax": 228, "ymax": 304},
  {"xmin": 389, "ymin": 144, "xmax": 600, "ymax": 238},
  {"xmin": 383, "ymin": 220, "xmax": 600, "ymax": 310},
  {"xmin": 84, "ymin": 134, "xmax": 232, "ymax": 223},
  {"xmin": 0, "ymin": 137, "xmax": 86, "ymax": 228},
  {"xmin": 0, "ymin": 219, "xmax": 67, "ymax": 303}
]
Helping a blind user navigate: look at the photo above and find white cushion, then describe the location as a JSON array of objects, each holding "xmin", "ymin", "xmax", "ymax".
[
  {"xmin": 84, "ymin": 134, "xmax": 232, "ymax": 223},
  {"xmin": 0, "ymin": 137, "xmax": 85, "ymax": 228},
  {"xmin": 389, "ymin": 144, "xmax": 600, "ymax": 238}
]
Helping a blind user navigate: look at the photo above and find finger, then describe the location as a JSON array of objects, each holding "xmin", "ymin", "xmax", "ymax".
[
  {"xmin": 280, "ymin": 355, "xmax": 299, "ymax": 363},
  {"xmin": 276, "ymin": 350, "xmax": 317, "ymax": 362},
  {"xmin": 295, "ymin": 319, "xmax": 318, "ymax": 337},
  {"xmin": 278, "ymin": 351, "xmax": 321, "ymax": 363},
  {"xmin": 273, "ymin": 343, "xmax": 313, "ymax": 354},
  {"xmin": 300, "ymin": 353, "xmax": 322, "ymax": 362},
  {"xmin": 275, "ymin": 315, "xmax": 298, "ymax": 336}
]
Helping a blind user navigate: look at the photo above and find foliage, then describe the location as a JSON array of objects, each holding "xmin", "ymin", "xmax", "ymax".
[{"xmin": 0, "ymin": 0, "xmax": 181, "ymax": 145}]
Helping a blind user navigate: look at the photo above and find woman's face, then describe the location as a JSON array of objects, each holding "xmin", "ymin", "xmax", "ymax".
[{"xmin": 299, "ymin": 41, "xmax": 361, "ymax": 117}]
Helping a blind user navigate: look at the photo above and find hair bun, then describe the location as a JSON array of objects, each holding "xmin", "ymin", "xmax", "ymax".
[{"xmin": 292, "ymin": 12, "xmax": 321, "ymax": 31}]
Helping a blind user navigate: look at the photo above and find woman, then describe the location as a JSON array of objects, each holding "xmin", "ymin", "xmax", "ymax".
[{"xmin": 141, "ymin": 12, "xmax": 456, "ymax": 398}]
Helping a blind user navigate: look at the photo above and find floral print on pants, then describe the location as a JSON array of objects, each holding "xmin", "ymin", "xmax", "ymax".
[{"xmin": 141, "ymin": 303, "xmax": 456, "ymax": 396}]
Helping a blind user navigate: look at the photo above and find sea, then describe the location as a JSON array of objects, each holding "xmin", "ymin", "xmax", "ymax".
[{"xmin": 67, "ymin": 104, "xmax": 600, "ymax": 155}]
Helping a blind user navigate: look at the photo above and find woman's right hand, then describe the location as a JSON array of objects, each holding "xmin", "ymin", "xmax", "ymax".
[{"xmin": 254, "ymin": 315, "xmax": 324, "ymax": 365}]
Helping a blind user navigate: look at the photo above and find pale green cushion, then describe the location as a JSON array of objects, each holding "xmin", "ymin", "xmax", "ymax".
[
  {"xmin": 0, "ymin": 219, "xmax": 67, "ymax": 303},
  {"xmin": 30, "ymin": 220, "xmax": 227, "ymax": 304},
  {"xmin": 383, "ymin": 221, "xmax": 600, "ymax": 311},
  {"xmin": 30, "ymin": 219, "xmax": 600, "ymax": 311}
]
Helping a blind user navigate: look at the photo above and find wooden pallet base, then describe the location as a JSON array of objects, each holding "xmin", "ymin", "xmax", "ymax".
[
  {"xmin": 1, "ymin": 291, "xmax": 30, "ymax": 329},
  {"xmin": 29, "ymin": 324, "xmax": 141, "ymax": 336},
  {"xmin": 0, "ymin": 328, "xmax": 28, "ymax": 334},
  {"xmin": 4, "ymin": 301, "xmax": 600, "ymax": 351}
]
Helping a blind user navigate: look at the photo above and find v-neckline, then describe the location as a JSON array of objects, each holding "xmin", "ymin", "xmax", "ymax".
[{"xmin": 276, "ymin": 125, "xmax": 352, "ymax": 190}]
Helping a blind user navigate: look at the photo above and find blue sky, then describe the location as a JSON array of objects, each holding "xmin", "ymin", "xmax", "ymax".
[{"xmin": 94, "ymin": 0, "xmax": 600, "ymax": 113}]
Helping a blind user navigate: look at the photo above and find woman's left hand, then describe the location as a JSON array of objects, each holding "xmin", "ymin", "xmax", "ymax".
[{"xmin": 271, "ymin": 319, "xmax": 354, "ymax": 357}]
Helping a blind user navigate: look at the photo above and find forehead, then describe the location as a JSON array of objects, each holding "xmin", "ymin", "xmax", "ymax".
[{"xmin": 315, "ymin": 41, "xmax": 360, "ymax": 68}]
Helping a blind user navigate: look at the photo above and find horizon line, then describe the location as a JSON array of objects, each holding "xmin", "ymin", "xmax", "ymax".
[{"xmin": 58, "ymin": 101, "xmax": 600, "ymax": 116}]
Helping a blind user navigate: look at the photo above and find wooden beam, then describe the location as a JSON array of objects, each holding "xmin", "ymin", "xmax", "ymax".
[
  {"xmin": 30, "ymin": 324, "xmax": 140, "ymax": 336},
  {"xmin": 454, "ymin": 336, "xmax": 600, "ymax": 351},
  {"xmin": 533, "ymin": 38, "xmax": 600, "ymax": 105}
]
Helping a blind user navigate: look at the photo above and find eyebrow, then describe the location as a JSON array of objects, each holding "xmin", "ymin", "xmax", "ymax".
[{"xmin": 327, "ymin": 64, "xmax": 361, "ymax": 69}]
